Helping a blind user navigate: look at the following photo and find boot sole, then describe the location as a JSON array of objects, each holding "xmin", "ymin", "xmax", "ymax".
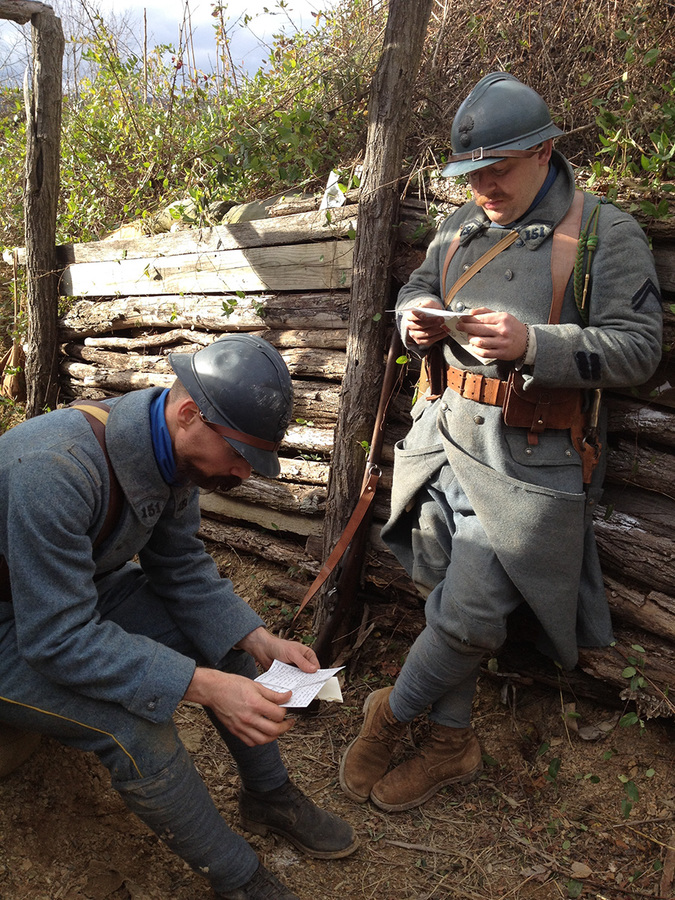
[
  {"xmin": 370, "ymin": 759, "xmax": 483, "ymax": 813},
  {"xmin": 240, "ymin": 815, "xmax": 360, "ymax": 860}
]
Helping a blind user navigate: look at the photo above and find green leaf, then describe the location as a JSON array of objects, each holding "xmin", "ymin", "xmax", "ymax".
[
  {"xmin": 566, "ymin": 878, "xmax": 583, "ymax": 898},
  {"xmin": 620, "ymin": 711, "xmax": 639, "ymax": 727},
  {"xmin": 623, "ymin": 779, "xmax": 640, "ymax": 802}
]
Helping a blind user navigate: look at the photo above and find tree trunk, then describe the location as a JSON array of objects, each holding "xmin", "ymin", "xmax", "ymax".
[
  {"xmin": 24, "ymin": 9, "xmax": 64, "ymax": 417},
  {"xmin": 315, "ymin": 0, "xmax": 435, "ymax": 636}
]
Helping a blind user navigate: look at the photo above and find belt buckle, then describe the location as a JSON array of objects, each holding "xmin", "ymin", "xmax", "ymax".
[{"xmin": 463, "ymin": 372, "xmax": 483, "ymax": 403}]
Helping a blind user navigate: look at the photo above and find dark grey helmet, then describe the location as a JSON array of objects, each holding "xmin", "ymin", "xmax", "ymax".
[
  {"xmin": 441, "ymin": 72, "xmax": 563, "ymax": 177},
  {"xmin": 169, "ymin": 333, "xmax": 293, "ymax": 478}
]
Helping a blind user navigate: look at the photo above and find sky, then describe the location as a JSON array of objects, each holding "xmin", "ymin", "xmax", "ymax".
[{"xmin": 0, "ymin": 0, "xmax": 331, "ymax": 82}]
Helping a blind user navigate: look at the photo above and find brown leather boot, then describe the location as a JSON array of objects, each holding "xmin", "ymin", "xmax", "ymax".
[
  {"xmin": 370, "ymin": 722, "xmax": 482, "ymax": 812},
  {"xmin": 339, "ymin": 686, "xmax": 407, "ymax": 803}
]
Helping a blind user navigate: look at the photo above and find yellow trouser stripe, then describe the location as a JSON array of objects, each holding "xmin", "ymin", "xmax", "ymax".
[{"xmin": 0, "ymin": 694, "xmax": 143, "ymax": 777}]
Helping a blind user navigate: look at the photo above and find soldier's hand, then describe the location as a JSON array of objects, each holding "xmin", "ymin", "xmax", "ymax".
[{"xmin": 455, "ymin": 307, "xmax": 529, "ymax": 361}]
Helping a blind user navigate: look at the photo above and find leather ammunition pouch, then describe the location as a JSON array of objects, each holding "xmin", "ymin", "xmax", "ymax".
[{"xmin": 502, "ymin": 370, "xmax": 581, "ymax": 441}]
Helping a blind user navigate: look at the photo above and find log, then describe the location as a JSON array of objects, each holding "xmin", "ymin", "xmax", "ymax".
[
  {"xmin": 216, "ymin": 476, "xmax": 326, "ymax": 518},
  {"xmin": 652, "ymin": 237, "xmax": 675, "ymax": 293},
  {"xmin": 278, "ymin": 457, "xmax": 329, "ymax": 485},
  {"xmin": 59, "ymin": 241, "xmax": 354, "ymax": 297},
  {"xmin": 59, "ymin": 361, "xmax": 174, "ymax": 393},
  {"xmin": 594, "ymin": 490, "xmax": 675, "ymax": 596},
  {"xmin": 197, "ymin": 517, "xmax": 320, "ymax": 578},
  {"xmin": 318, "ymin": 0, "xmax": 435, "ymax": 642},
  {"xmin": 267, "ymin": 191, "xmax": 360, "ymax": 217},
  {"xmin": 605, "ymin": 395, "xmax": 675, "ymax": 448},
  {"xmin": 604, "ymin": 573, "xmax": 675, "ymax": 641},
  {"xmin": 279, "ymin": 423, "xmax": 335, "ymax": 456},
  {"xmin": 83, "ymin": 329, "xmax": 214, "ymax": 350},
  {"xmin": 81, "ymin": 328, "xmax": 348, "ymax": 351},
  {"xmin": 60, "ymin": 343, "xmax": 347, "ymax": 382},
  {"xmin": 23, "ymin": 8, "xmax": 64, "ymax": 417},
  {"xmin": 493, "ymin": 626, "xmax": 675, "ymax": 717},
  {"xmin": 199, "ymin": 495, "xmax": 322, "ymax": 537},
  {"xmin": 48, "ymin": 207, "xmax": 358, "ymax": 265},
  {"xmin": 577, "ymin": 627, "xmax": 675, "ymax": 718},
  {"xmin": 605, "ymin": 438, "xmax": 675, "ymax": 496},
  {"xmin": 260, "ymin": 576, "xmax": 307, "ymax": 605},
  {"xmin": 59, "ymin": 291, "xmax": 350, "ymax": 338}
]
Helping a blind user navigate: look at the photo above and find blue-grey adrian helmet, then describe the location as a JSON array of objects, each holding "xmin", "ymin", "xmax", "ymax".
[
  {"xmin": 441, "ymin": 72, "xmax": 563, "ymax": 177},
  {"xmin": 169, "ymin": 334, "xmax": 293, "ymax": 478}
]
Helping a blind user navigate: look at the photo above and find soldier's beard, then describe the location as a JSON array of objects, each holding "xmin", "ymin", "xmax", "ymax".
[{"xmin": 174, "ymin": 458, "xmax": 243, "ymax": 493}]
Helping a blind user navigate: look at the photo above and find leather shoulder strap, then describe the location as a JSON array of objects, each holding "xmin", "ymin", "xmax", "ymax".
[
  {"xmin": 70, "ymin": 401, "xmax": 124, "ymax": 548},
  {"xmin": 440, "ymin": 191, "xmax": 585, "ymax": 324},
  {"xmin": 548, "ymin": 190, "xmax": 584, "ymax": 324},
  {"xmin": 445, "ymin": 229, "xmax": 519, "ymax": 308}
]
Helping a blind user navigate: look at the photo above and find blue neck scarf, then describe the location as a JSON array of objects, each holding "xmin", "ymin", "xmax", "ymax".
[{"xmin": 150, "ymin": 389, "xmax": 178, "ymax": 484}]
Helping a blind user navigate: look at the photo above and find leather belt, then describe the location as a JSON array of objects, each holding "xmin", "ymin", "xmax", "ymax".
[{"xmin": 445, "ymin": 365, "xmax": 507, "ymax": 406}]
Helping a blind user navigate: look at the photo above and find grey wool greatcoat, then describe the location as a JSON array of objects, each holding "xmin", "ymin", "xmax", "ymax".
[
  {"xmin": 382, "ymin": 150, "xmax": 663, "ymax": 670},
  {"xmin": 0, "ymin": 387, "xmax": 264, "ymax": 724}
]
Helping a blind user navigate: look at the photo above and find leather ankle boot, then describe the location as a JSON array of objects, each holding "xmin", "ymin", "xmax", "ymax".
[
  {"xmin": 239, "ymin": 779, "xmax": 358, "ymax": 859},
  {"xmin": 370, "ymin": 722, "xmax": 482, "ymax": 812},
  {"xmin": 339, "ymin": 686, "xmax": 407, "ymax": 803}
]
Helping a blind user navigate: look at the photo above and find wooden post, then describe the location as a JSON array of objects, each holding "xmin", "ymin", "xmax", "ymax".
[
  {"xmin": 314, "ymin": 0, "xmax": 434, "ymax": 636},
  {"xmin": 23, "ymin": 5, "xmax": 64, "ymax": 417}
]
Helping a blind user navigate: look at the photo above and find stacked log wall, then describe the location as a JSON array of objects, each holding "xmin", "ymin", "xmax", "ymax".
[{"xmin": 52, "ymin": 198, "xmax": 675, "ymax": 715}]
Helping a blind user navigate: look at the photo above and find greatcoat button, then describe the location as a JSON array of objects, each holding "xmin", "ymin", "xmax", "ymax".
[
  {"xmin": 505, "ymin": 269, "xmax": 513, "ymax": 281},
  {"xmin": 455, "ymin": 301, "xmax": 465, "ymax": 312},
  {"xmin": 525, "ymin": 448, "xmax": 533, "ymax": 455},
  {"xmin": 565, "ymin": 449, "xmax": 572, "ymax": 457},
  {"xmin": 473, "ymin": 415, "xmax": 484, "ymax": 425}
]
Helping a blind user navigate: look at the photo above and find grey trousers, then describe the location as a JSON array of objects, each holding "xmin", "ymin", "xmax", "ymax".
[
  {"xmin": 0, "ymin": 565, "xmax": 287, "ymax": 893},
  {"xmin": 389, "ymin": 464, "xmax": 522, "ymax": 729}
]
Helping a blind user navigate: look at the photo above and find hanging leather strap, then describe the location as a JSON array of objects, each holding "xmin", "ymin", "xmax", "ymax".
[
  {"xmin": 291, "ymin": 331, "xmax": 405, "ymax": 625},
  {"xmin": 292, "ymin": 465, "xmax": 380, "ymax": 622}
]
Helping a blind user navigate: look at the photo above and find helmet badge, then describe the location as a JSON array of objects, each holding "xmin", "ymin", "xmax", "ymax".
[{"xmin": 458, "ymin": 115, "xmax": 474, "ymax": 147}]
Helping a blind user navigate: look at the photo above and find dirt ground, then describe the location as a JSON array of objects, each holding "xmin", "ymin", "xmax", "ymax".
[{"xmin": 1, "ymin": 548, "xmax": 674, "ymax": 900}]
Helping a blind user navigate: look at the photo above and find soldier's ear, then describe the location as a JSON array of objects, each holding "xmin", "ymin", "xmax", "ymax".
[{"xmin": 174, "ymin": 398, "xmax": 201, "ymax": 429}]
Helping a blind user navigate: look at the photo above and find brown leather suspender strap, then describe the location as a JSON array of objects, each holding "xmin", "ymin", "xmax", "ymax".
[
  {"xmin": 69, "ymin": 402, "xmax": 124, "ymax": 549},
  {"xmin": 443, "ymin": 228, "xmax": 520, "ymax": 306},
  {"xmin": 440, "ymin": 190, "xmax": 584, "ymax": 316},
  {"xmin": 549, "ymin": 190, "xmax": 584, "ymax": 324},
  {"xmin": 440, "ymin": 234, "xmax": 461, "ymax": 296}
]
